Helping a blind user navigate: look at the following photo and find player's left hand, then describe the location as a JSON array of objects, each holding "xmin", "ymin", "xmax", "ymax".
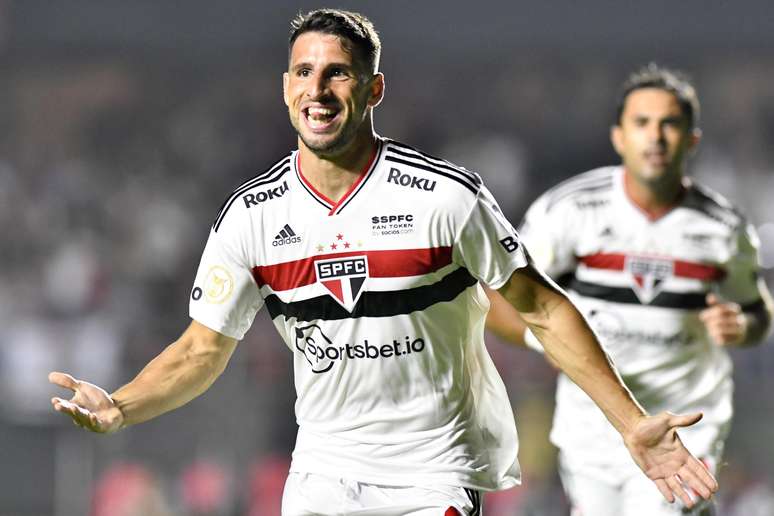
[
  {"xmin": 623, "ymin": 412, "xmax": 718, "ymax": 508},
  {"xmin": 699, "ymin": 293, "xmax": 747, "ymax": 346}
]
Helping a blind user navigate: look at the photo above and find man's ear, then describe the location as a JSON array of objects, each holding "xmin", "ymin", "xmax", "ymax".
[
  {"xmin": 283, "ymin": 72, "xmax": 290, "ymax": 107},
  {"xmin": 610, "ymin": 124, "xmax": 624, "ymax": 157},
  {"xmin": 688, "ymin": 127, "xmax": 702, "ymax": 154},
  {"xmin": 367, "ymin": 72, "xmax": 385, "ymax": 108}
]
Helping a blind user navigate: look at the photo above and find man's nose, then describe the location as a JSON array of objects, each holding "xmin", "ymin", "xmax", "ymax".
[{"xmin": 307, "ymin": 73, "xmax": 329, "ymax": 99}]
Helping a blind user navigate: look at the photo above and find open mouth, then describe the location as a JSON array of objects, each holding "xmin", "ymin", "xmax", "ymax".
[
  {"xmin": 302, "ymin": 105, "xmax": 341, "ymax": 131},
  {"xmin": 644, "ymin": 149, "xmax": 668, "ymax": 166}
]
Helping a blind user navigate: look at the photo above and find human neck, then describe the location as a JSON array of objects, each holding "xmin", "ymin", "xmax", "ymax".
[
  {"xmin": 623, "ymin": 167, "xmax": 686, "ymax": 221},
  {"xmin": 298, "ymin": 129, "xmax": 378, "ymax": 203}
]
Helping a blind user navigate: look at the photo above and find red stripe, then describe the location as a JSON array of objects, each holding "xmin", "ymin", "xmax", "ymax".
[
  {"xmin": 253, "ymin": 247, "xmax": 453, "ymax": 292},
  {"xmin": 579, "ymin": 253, "xmax": 725, "ymax": 280}
]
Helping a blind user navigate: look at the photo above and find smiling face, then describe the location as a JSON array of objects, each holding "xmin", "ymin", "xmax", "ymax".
[
  {"xmin": 611, "ymin": 87, "xmax": 699, "ymax": 188},
  {"xmin": 283, "ymin": 31, "xmax": 384, "ymax": 158}
]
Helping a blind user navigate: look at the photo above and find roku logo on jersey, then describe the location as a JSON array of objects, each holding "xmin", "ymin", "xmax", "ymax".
[
  {"xmin": 294, "ymin": 324, "xmax": 427, "ymax": 374},
  {"xmin": 387, "ymin": 168, "xmax": 436, "ymax": 191},
  {"xmin": 314, "ymin": 256, "xmax": 369, "ymax": 312},
  {"xmin": 242, "ymin": 181, "xmax": 289, "ymax": 207}
]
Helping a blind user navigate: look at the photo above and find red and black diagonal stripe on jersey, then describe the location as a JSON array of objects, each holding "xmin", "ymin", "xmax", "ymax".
[{"xmin": 253, "ymin": 247, "xmax": 477, "ymax": 320}]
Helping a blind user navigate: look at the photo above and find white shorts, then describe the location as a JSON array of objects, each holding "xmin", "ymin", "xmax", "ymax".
[
  {"xmin": 558, "ymin": 452, "xmax": 718, "ymax": 516},
  {"xmin": 281, "ymin": 472, "xmax": 483, "ymax": 516}
]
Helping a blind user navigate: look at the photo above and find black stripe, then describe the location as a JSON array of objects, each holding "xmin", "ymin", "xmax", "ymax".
[
  {"xmin": 569, "ymin": 279, "xmax": 708, "ymax": 309},
  {"xmin": 544, "ymin": 169, "xmax": 612, "ymax": 199},
  {"xmin": 682, "ymin": 184, "xmax": 742, "ymax": 228},
  {"xmin": 213, "ymin": 157, "xmax": 290, "ymax": 228},
  {"xmin": 213, "ymin": 165, "xmax": 291, "ymax": 231},
  {"xmin": 264, "ymin": 267, "xmax": 477, "ymax": 321},
  {"xmin": 385, "ymin": 144, "xmax": 481, "ymax": 186},
  {"xmin": 463, "ymin": 488, "xmax": 481, "ymax": 516},
  {"xmin": 741, "ymin": 298, "xmax": 766, "ymax": 313},
  {"xmin": 284, "ymin": 224, "xmax": 295, "ymax": 237},
  {"xmin": 384, "ymin": 155, "xmax": 479, "ymax": 195},
  {"xmin": 546, "ymin": 180, "xmax": 613, "ymax": 210}
]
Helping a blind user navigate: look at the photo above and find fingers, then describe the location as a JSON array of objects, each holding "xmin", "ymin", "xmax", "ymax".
[
  {"xmin": 51, "ymin": 397, "xmax": 99, "ymax": 430},
  {"xmin": 653, "ymin": 478, "xmax": 674, "ymax": 504},
  {"xmin": 49, "ymin": 371, "xmax": 80, "ymax": 392},
  {"xmin": 667, "ymin": 411, "xmax": 703, "ymax": 429},
  {"xmin": 676, "ymin": 463, "xmax": 713, "ymax": 500},
  {"xmin": 705, "ymin": 293, "xmax": 720, "ymax": 306},
  {"xmin": 666, "ymin": 474, "xmax": 693, "ymax": 507}
]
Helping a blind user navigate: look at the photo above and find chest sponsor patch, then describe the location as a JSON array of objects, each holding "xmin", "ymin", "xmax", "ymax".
[{"xmin": 314, "ymin": 255, "xmax": 369, "ymax": 312}]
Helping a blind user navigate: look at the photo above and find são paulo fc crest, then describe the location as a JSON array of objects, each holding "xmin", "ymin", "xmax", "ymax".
[
  {"xmin": 624, "ymin": 255, "xmax": 674, "ymax": 304},
  {"xmin": 314, "ymin": 255, "xmax": 369, "ymax": 311}
]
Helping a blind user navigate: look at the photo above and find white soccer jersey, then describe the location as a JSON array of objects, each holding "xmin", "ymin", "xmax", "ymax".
[
  {"xmin": 189, "ymin": 137, "xmax": 529, "ymax": 490},
  {"xmin": 519, "ymin": 165, "xmax": 764, "ymax": 468}
]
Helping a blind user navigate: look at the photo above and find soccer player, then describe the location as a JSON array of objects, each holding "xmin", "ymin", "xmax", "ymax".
[
  {"xmin": 487, "ymin": 64, "xmax": 773, "ymax": 515},
  {"xmin": 50, "ymin": 12, "xmax": 718, "ymax": 515}
]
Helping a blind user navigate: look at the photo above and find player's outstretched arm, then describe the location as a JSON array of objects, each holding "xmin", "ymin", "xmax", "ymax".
[
  {"xmin": 498, "ymin": 262, "xmax": 718, "ymax": 506},
  {"xmin": 50, "ymin": 320, "xmax": 237, "ymax": 432}
]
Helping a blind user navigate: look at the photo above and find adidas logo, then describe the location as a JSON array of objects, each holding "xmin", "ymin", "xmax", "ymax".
[{"xmin": 272, "ymin": 224, "xmax": 302, "ymax": 247}]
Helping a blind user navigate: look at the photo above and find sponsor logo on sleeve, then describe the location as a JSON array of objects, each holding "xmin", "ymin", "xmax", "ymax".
[
  {"xmin": 202, "ymin": 265, "xmax": 235, "ymax": 304},
  {"xmin": 499, "ymin": 235, "xmax": 520, "ymax": 253}
]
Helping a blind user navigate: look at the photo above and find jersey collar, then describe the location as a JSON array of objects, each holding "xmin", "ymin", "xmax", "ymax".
[{"xmin": 294, "ymin": 138, "xmax": 383, "ymax": 216}]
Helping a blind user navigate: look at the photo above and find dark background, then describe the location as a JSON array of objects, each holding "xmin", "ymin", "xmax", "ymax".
[{"xmin": 1, "ymin": 1, "xmax": 773, "ymax": 515}]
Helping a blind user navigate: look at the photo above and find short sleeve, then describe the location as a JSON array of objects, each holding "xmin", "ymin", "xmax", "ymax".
[
  {"xmin": 453, "ymin": 185, "xmax": 528, "ymax": 289},
  {"xmin": 189, "ymin": 227, "xmax": 264, "ymax": 340},
  {"xmin": 717, "ymin": 221, "xmax": 764, "ymax": 306},
  {"xmin": 517, "ymin": 193, "xmax": 578, "ymax": 278}
]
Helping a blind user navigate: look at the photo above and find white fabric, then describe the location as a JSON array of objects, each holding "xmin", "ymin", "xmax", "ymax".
[
  {"xmin": 519, "ymin": 165, "xmax": 761, "ymax": 477},
  {"xmin": 190, "ymin": 137, "xmax": 528, "ymax": 490},
  {"xmin": 559, "ymin": 450, "xmax": 719, "ymax": 516},
  {"xmin": 281, "ymin": 472, "xmax": 482, "ymax": 516}
]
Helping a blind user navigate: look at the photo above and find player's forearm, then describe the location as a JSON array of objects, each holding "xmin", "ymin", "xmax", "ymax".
[
  {"xmin": 499, "ymin": 266, "xmax": 646, "ymax": 436},
  {"xmin": 111, "ymin": 323, "xmax": 237, "ymax": 427},
  {"xmin": 525, "ymin": 297, "xmax": 646, "ymax": 435}
]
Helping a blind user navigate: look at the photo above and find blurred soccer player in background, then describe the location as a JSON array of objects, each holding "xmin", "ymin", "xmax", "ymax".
[
  {"xmin": 49, "ymin": 11, "xmax": 718, "ymax": 515},
  {"xmin": 487, "ymin": 64, "xmax": 773, "ymax": 515}
]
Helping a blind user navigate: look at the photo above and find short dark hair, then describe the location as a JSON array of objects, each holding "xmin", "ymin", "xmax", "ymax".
[
  {"xmin": 615, "ymin": 63, "xmax": 700, "ymax": 129},
  {"xmin": 289, "ymin": 9, "xmax": 381, "ymax": 74}
]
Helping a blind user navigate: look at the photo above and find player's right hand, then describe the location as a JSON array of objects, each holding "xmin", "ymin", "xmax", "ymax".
[
  {"xmin": 623, "ymin": 411, "xmax": 718, "ymax": 508},
  {"xmin": 49, "ymin": 372, "xmax": 124, "ymax": 434}
]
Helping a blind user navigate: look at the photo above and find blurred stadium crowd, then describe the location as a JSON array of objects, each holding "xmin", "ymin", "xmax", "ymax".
[{"xmin": 2, "ymin": 13, "xmax": 774, "ymax": 516}]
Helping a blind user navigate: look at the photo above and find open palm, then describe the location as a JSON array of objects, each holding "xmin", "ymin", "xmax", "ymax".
[{"xmin": 49, "ymin": 372, "xmax": 124, "ymax": 433}]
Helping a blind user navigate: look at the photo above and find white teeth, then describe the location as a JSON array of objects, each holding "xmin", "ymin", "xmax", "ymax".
[{"xmin": 308, "ymin": 107, "xmax": 335, "ymax": 116}]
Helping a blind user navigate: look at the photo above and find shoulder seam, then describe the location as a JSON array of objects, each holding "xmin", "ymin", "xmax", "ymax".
[
  {"xmin": 384, "ymin": 140, "xmax": 481, "ymax": 195},
  {"xmin": 213, "ymin": 155, "xmax": 292, "ymax": 232}
]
